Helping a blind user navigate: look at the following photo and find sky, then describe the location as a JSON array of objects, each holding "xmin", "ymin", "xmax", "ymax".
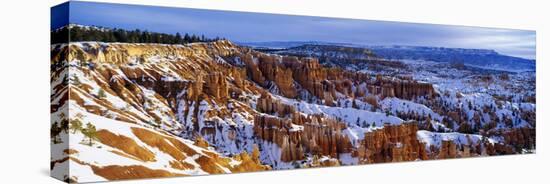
[{"xmin": 52, "ymin": 1, "xmax": 536, "ymax": 59}]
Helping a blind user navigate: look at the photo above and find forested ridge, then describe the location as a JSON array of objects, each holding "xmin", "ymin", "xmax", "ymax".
[{"xmin": 51, "ymin": 24, "xmax": 223, "ymax": 44}]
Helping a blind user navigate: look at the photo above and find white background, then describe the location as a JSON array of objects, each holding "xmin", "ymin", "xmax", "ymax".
[{"xmin": 0, "ymin": 0, "xmax": 547, "ymax": 183}]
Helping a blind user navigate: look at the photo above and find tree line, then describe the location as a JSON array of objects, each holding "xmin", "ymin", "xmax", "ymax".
[{"xmin": 51, "ymin": 25, "xmax": 223, "ymax": 44}]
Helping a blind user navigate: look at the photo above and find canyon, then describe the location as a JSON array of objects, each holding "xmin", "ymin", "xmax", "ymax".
[{"xmin": 51, "ymin": 39, "xmax": 536, "ymax": 182}]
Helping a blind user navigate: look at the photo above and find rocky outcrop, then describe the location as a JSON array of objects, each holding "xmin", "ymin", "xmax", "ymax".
[
  {"xmin": 254, "ymin": 92, "xmax": 354, "ymax": 162},
  {"xmin": 204, "ymin": 72, "xmax": 229, "ymax": 100},
  {"xmin": 229, "ymin": 67, "xmax": 247, "ymax": 89},
  {"xmin": 235, "ymin": 53, "xmax": 377, "ymax": 106},
  {"xmin": 356, "ymin": 122, "xmax": 428, "ymax": 163},
  {"xmin": 371, "ymin": 76, "xmax": 436, "ymax": 100},
  {"xmin": 503, "ymin": 128, "xmax": 536, "ymax": 151},
  {"xmin": 229, "ymin": 146, "xmax": 271, "ymax": 172},
  {"xmin": 393, "ymin": 81, "xmax": 435, "ymax": 100},
  {"xmin": 437, "ymin": 140, "xmax": 458, "ymax": 159},
  {"xmin": 254, "ymin": 113, "xmax": 352, "ymax": 162},
  {"xmin": 186, "ymin": 78, "xmax": 204, "ymax": 102},
  {"xmin": 286, "ymin": 57, "xmax": 337, "ymax": 105},
  {"xmin": 241, "ymin": 53, "xmax": 266, "ymax": 86},
  {"xmin": 256, "ymin": 91, "xmax": 295, "ymax": 116},
  {"xmin": 64, "ymin": 40, "xmax": 239, "ymax": 66},
  {"xmin": 258, "ymin": 55, "xmax": 297, "ymax": 98},
  {"xmin": 224, "ymin": 45, "xmax": 435, "ymax": 106},
  {"xmin": 381, "ymin": 84, "xmax": 395, "ymax": 98}
]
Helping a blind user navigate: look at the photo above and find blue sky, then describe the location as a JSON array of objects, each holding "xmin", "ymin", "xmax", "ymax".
[{"xmin": 52, "ymin": 1, "xmax": 536, "ymax": 59}]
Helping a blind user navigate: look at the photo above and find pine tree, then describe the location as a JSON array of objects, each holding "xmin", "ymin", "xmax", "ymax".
[
  {"xmin": 104, "ymin": 31, "xmax": 115, "ymax": 42},
  {"xmin": 191, "ymin": 35, "xmax": 199, "ymax": 42},
  {"xmin": 60, "ymin": 119, "xmax": 69, "ymax": 134},
  {"xmin": 62, "ymin": 75, "xmax": 69, "ymax": 86},
  {"xmin": 175, "ymin": 32, "xmax": 182, "ymax": 44},
  {"xmin": 51, "ymin": 26, "xmax": 69, "ymax": 44},
  {"xmin": 56, "ymin": 25, "xmax": 220, "ymax": 44},
  {"xmin": 140, "ymin": 31, "xmax": 149, "ymax": 43},
  {"xmin": 82, "ymin": 123, "xmax": 98, "ymax": 146},
  {"xmin": 98, "ymin": 89, "xmax": 106, "ymax": 99},
  {"xmin": 70, "ymin": 119, "xmax": 83, "ymax": 133},
  {"xmin": 51, "ymin": 122, "xmax": 61, "ymax": 144},
  {"xmin": 72, "ymin": 74, "xmax": 81, "ymax": 86},
  {"xmin": 183, "ymin": 33, "xmax": 190, "ymax": 43},
  {"xmin": 70, "ymin": 27, "xmax": 83, "ymax": 42},
  {"xmin": 113, "ymin": 29, "xmax": 128, "ymax": 42}
]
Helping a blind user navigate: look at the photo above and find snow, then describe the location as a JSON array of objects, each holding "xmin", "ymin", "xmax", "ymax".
[
  {"xmin": 416, "ymin": 130, "xmax": 496, "ymax": 149},
  {"xmin": 70, "ymin": 102, "xmax": 179, "ymax": 168},
  {"xmin": 71, "ymin": 68, "xmax": 145, "ymax": 116},
  {"xmin": 380, "ymin": 97, "xmax": 443, "ymax": 121},
  {"xmin": 277, "ymin": 95, "xmax": 403, "ymax": 126},
  {"xmin": 275, "ymin": 95, "xmax": 405, "ymax": 145},
  {"xmin": 258, "ymin": 140, "xmax": 294, "ymax": 169},
  {"xmin": 519, "ymin": 102, "xmax": 536, "ymax": 111},
  {"xmin": 63, "ymin": 99, "xmax": 257, "ymax": 180},
  {"xmin": 69, "ymin": 161, "xmax": 107, "ymax": 182},
  {"xmin": 339, "ymin": 153, "xmax": 359, "ymax": 165},
  {"xmin": 289, "ymin": 124, "xmax": 304, "ymax": 132}
]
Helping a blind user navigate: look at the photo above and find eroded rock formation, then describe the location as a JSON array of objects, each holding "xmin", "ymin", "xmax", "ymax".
[
  {"xmin": 371, "ymin": 75, "xmax": 436, "ymax": 100},
  {"xmin": 51, "ymin": 38, "xmax": 535, "ymax": 182},
  {"xmin": 254, "ymin": 112, "xmax": 352, "ymax": 162},
  {"xmin": 356, "ymin": 122, "xmax": 428, "ymax": 163},
  {"xmin": 204, "ymin": 72, "xmax": 229, "ymax": 100}
]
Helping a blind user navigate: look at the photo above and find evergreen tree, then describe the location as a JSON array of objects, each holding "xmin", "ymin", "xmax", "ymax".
[
  {"xmin": 60, "ymin": 119, "xmax": 69, "ymax": 134},
  {"xmin": 140, "ymin": 31, "xmax": 150, "ymax": 43},
  {"xmin": 183, "ymin": 33, "xmax": 191, "ymax": 43},
  {"xmin": 52, "ymin": 25, "xmax": 223, "ymax": 44},
  {"xmin": 62, "ymin": 75, "xmax": 69, "ymax": 86},
  {"xmin": 191, "ymin": 35, "xmax": 199, "ymax": 42},
  {"xmin": 51, "ymin": 122, "xmax": 61, "ymax": 144},
  {"xmin": 98, "ymin": 89, "xmax": 106, "ymax": 99},
  {"xmin": 70, "ymin": 27, "xmax": 83, "ymax": 41},
  {"xmin": 72, "ymin": 74, "xmax": 81, "ymax": 86},
  {"xmin": 51, "ymin": 26, "xmax": 69, "ymax": 44},
  {"xmin": 104, "ymin": 31, "xmax": 115, "ymax": 42},
  {"xmin": 175, "ymin": 32, "xmax": 182, "ymax": 44},
  {"xmin": 70, "ymin": 119, "xmax": 83, "ymax": 133},
  {"xmin": 152, "ymin": 34, "xmax": 161, "ymax": 43},
  {"xmin": 114, "ymin": 29, "xmax": 128, "ymax": 42},
  {"xmin": 82, "ymin": 123, "xmax": 98, "ymax": 146}
]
